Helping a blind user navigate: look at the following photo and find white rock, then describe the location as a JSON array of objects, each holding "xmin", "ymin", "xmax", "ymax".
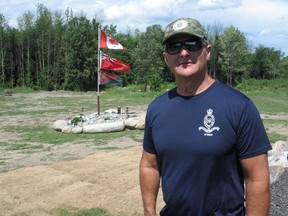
[
  {"xmin": 71, "ymin": 126, "xmax": 83, "ymax": 134},
  {"xmin": 104, "ymin": 109, "xmax": 117, "ymax": 114},
  {"xmin": 53, "ymin": 120, "xmax": 67, "ymax": 131},
  {"xmin": 83, "ymin": 121, "xmax": 125, "ymax": 133},
  {"xmin": 61, "ymin": 125, "xmax": 72, "ymax": 134},
  {"xmin": 268, "ymin": 141, "xmax": 288, "ymax": 167},
  {"xmin": 268, "ymin": 152, "xmax": 288, "ymax": 167},
  {"xmin": 124, "ymin": 116, "xmax": 145, "ymax": 130},
  {"xmin": 270, "ymin": 141, "xmax": 288, "ymax": 154},
  {"xmin": 135, "ymin": 121, "xmax": 145, "ymax": 130},
  {"xmin": 124, "ymin": 118, "xmax": 138, "ymax": 129},
  {"xmin": 268, "ymin": 141, "xmax": 288, "ymax": 184}
]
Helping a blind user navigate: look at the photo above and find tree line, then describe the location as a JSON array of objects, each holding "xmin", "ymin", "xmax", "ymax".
[{"xmin": 0, "ymin": 4, "xmax": 287, "ymax": 91}]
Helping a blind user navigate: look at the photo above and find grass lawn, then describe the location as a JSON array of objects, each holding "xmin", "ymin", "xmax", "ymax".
[{"xmin": 0, "ymin": 79, "xmax": 287, "ymax": 150}]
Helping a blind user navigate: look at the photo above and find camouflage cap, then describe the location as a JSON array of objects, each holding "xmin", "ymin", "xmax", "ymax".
[{"xmin": 163, "ymin": 18, "xmax": 208, "ymax": 44}]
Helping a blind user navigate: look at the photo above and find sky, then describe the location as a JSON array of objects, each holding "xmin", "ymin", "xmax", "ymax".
[{"xmin": 1, "ymin": 0, "xmax": 288, "ymax": 56}]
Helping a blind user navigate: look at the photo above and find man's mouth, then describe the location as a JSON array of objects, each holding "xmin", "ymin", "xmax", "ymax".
[{"xmin": 179, "ymin": 61, "xmax": 194, "ymax": 66}]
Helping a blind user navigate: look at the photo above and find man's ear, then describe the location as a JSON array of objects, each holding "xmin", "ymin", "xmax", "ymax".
[
  {"xmin": 206, "ymin": 45, "xmax": 212, "ymax": 61},
  {"xmin": 163, "ymin": 52, "xmax": 168, "ymax": 65}
]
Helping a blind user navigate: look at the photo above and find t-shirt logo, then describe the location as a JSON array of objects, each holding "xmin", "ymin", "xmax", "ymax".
[{"xmin": 198, "ymin": 109, "xmax": 220, "ymax": 136}]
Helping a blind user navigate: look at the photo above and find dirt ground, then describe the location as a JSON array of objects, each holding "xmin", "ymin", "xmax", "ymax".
[
  {"xmin": 0, "ymin": 91, "xmax": 287, "ymax": 216},
  {"xmin": 0, "ymin": 144, "xmax": 164, "ymax": 216}
]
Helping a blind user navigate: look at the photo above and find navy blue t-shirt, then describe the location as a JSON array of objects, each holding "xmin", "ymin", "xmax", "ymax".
[{"xmin": 143, "ymin": 80, "xmax": 272, "ymax": 216}]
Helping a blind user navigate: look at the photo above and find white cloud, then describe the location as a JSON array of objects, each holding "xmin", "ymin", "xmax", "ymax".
[
  {"xmin": 142, "ymin": 0, "xmax": 185, "ymax": 9},
  {"xmin": 197, "ymin": 0, "xmax": 242, "ymax": 10},
  {"xmin": 102, "ymin": 0, "xmax": 186, "ymax": 20},
  {"xmin": 259, "ymin": 28, "xmax": 271, "ymax": 36},
  {"xmin": 143, "ymin": 0, "xmax": 171, "ymax": 9},
  {"xmin": 104, "ymin": 2, "xmax": 144, "ymax": 20},
  {"xmin": 101, "ymin": 0, "xmax": 188, "ymax": 32}
]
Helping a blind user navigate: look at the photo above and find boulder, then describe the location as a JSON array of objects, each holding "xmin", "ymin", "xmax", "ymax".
[
  {"xmin": 124, "ymin": 115, "xmax": 145, "ymax": 130},
  {"xmin": 71, "ymin": 126, "xmax": 83, "ymax": 134},
  {"xmin": 270, "ymin": 140, "xmax": 288, "ymax": 154},
  {"xmin": 269, "ymin": 141, "xmax": 288, "ymax": 184},
  {"xmin": 61, "ymin": 125, "xmax": 72, "ymax": 134},
  {"xmin": 268, "ymin": 141, "xmax": 288, "ymax": 168},
  {"xmin": 83, "ymin": 121, "xmax": 125, "ymax": 133},
  {"xmin": 135, "ymin": 121, "xmax": 145, "ymax": 130},
  {"xmin": 269, "ymin": 152, "xmax": 288, "ymax": 168},
  {"xmin": 104, "ymin": 109, "xmax": 117, "ymax": 114},
  {"xmin": 53, "ymin": 120, "xmax": 67, "ymax": 131}
]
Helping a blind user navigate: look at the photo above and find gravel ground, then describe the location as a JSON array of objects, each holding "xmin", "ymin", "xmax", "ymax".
[{"xmin": 270, "ymin": 168, "xmax": 288, "ymax": 216}]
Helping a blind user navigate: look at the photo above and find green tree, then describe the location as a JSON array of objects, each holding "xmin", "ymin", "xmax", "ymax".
[
  {"xmin": 17, "ymin": 11, "xmax": 35, "ymax": 87},
  {"xmin": 277, "ymin": 56, "xmax": 288, "ymax": 78},
  {"xmin": 221, "ymin": 25, "xmax": 249, "ymax": 85},
  {"xmin": 50, "ymin": 10, "xmax": 66, "ymax": 90},
  {"xmin": 63, "ymin": 16, "xmax": 97, "ymax": 91},
  {"xmin": 1, "ymin": 3, "xmax": 287, "ymax": 91},
  {"xmin": 206, "ymin": 22, "xmax": 225, "ymax": 80},
  {"xmin": 131, "ymin": 25, "xmax": 165, "ymax": 91},
  {"xmin": 250, "ymin": 45, "xmax": 283, "ymax": 79},
  {"xmin": 34, "ymin": 4, "xmax": 54, "ymax": 89},
  {"xmin": 5, "ymin": 27, "xmax": 19, "ymax": 88},
  {"xmin": 0, "ymin": 14, "xmax": 9, "ymax": 86}
]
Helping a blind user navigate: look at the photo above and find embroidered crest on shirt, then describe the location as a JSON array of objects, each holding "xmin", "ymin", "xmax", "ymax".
[{"xmin": 198, "ymin": 109, "xmax": 220, "ymax": 136}]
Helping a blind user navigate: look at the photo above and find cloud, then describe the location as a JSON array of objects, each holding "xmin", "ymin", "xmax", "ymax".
[
  {"xmin": 103, "ymin": 0, "xmax": 185, "ymax": 20},
  {"xmin": 259, "ymin": 28, "xmax": 271, "ymax": 36},
  {"xmin": 104, "ymin": 2, "xmax": 144, "ymax": 20},
  {"xmin": 197, "ymin": 0, "xmax": 242, "ymax": 10},
  {"xmin": 142, "ymin": 0, "xmax": 186, "ymax": 9},
  {"xmin": 102, "ymin": 0, "xmax": 187, "ymax": 32}
]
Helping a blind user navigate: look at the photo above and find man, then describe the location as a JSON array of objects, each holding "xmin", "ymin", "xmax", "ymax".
[{"xmin": 139, "ymin": 18, "xmax": 271, "ymax": 216}]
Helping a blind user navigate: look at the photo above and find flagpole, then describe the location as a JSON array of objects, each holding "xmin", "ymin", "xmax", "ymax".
[{"xmin": 97, "ymin": 27, "xmax": 101, "ymax": 115}]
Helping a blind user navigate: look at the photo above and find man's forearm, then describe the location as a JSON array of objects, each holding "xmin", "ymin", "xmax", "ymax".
[
  {"xmin": 140, "ymin": 165, "xmax": 160, "ymax": 216},
  {"xmin": 241, "ymin": 153, "xmax": 271, "ymax": 216},
  {"xmin": 245, "ymin": 179, "xmax": 270, "ymax": 216}
]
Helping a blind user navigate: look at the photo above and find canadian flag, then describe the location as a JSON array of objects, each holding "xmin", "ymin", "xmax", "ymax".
[{"xmin": 100, "ymin": 30, "xmax": 127, "ymax": 50}]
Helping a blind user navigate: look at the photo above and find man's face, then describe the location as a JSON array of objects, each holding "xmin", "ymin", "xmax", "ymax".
[{"xmin": 163, "ymin": 35, "xmax": 211, "ymax": 79}]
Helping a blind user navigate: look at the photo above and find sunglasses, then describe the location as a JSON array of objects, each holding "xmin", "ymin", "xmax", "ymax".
[{"xmin": 165, "ymin": 39, "xmax": 207, "ymax": 55}]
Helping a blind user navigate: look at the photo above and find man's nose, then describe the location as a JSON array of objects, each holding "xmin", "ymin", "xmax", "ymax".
[{"xmin": 179, "ymin": 46, "xmax": 190, "ymax": 55}]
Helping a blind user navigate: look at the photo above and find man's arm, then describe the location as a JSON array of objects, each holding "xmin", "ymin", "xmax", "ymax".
[
  {"xmin": 240, "ymin": 153, "xmax": 270, "ymax": 216},
  {"xmin": 139, "ymin": 150, "xmax": 160, "ymax": 216}
]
